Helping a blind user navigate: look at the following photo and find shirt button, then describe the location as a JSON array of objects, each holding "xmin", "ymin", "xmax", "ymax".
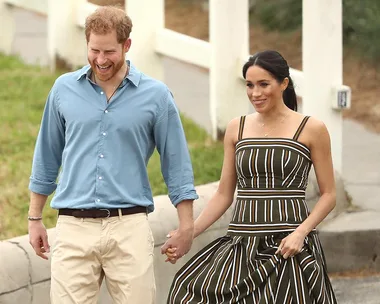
[
  {"xmin": 102, "ymin": 132, "xmax": 107, "ymax": 136},
  {"xmin": 98, "ymin": 176, "xmax": 103, "ymax": 180},
  {"xmin": 100, "ymin": 154, "xmax": 104, "ymax": 158},
  {"xmin": 105, "ymin": 110, "xmax": 108, "ymax": 113},
  {"xmin": 100, "ymin": 91, "xmax": 104, "ymax": 95}
]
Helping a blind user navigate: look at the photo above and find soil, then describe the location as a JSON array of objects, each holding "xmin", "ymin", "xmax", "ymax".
[{"xmin": 91, "ymin": 0, "xmax": 380, "ymax": 133}]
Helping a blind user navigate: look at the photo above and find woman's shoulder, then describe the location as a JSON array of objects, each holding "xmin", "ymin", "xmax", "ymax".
[
  {"xmin": 224, "ymin": 116, "xmax": 246, "ymax": 143},
  {"xmin": 298, "ymin": 115, "xmax": 331, "ymax": 150},
  {"xmin": 226, "ymin": 116, "xmax": 245, "ymax": 131},
  {"xmin": 303, "ymin": 115, "xmax": 329, "ymax": 135}
]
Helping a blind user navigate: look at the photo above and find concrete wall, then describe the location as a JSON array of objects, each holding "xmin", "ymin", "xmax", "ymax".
[{"xmin": 0, "ymin": 177, "xmax": 339, "ymax": 304}]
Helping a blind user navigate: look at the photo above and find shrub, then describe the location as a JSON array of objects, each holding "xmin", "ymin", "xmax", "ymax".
[{"xmin": 252, "ymin": 0, "xmax": 380, "ymax": 64}]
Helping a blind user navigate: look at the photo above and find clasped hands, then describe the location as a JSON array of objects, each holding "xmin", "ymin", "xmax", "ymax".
[{"xmin": 161, "ymin": 227, "xmax": 194, "ymax": 264}]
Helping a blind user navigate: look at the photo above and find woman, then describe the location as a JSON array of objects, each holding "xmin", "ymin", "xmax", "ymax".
[{"xmin": 166, "ymin": 50, "xmax": 337, "ymax": 303}]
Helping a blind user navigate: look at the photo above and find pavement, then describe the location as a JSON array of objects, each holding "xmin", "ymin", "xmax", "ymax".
[
  {"xmin": 330, "ymin": 275, "xmax": 380, "ymax": 304},
  {"xmin": 7, "ymin": 6, "xmax": 380, "ymax": 304}
]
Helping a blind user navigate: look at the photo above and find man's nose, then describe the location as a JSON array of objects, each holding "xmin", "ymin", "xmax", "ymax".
[{"xmin": 96, "ymin": 54, "xmax": 107, "ymax": 65}]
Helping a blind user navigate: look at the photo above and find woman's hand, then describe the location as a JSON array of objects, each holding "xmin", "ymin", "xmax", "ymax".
[
  {"xmin": 165, "ymin": 247, "xmax": 178, "ymax": 264},
  {"xmin": 164, "ymin": 230, "xmax": 179, "ymax": 264},
  {"xmin": 275, "ymin": 230, "xmax": 307, "ymax": 259}
]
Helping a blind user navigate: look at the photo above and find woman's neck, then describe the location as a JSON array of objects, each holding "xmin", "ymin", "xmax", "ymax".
[{"xmin": 256, "ymin": 103, "xmax": 290, "ymax": 123}]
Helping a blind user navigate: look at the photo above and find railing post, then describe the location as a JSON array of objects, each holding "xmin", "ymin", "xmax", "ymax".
[
  {"xmin": 125, "ymin": 0, "xmax": 164, "ymax": 81},
  {"xmin": 0, "ymin": 0, "xmax": 15, "ymax": 55},
  {"xmin": 302, "ymin": 0, "xmax": 343, "ymax": 174},
  {"xmin": 47, "ymin": 0, "xmax": 88, "ymax": 71},
  {"xmin": 209, "ymin": 0, "xmax": 250, "ymax": 140}
]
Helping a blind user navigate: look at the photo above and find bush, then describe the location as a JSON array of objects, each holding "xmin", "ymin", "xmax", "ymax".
[
  {"xmin": 342, "ymin": 0, "xmax": 380, "ymax": 63},
  {"xmin": 252, "ymin": 0, "xmax": 380, "ymax": 64},
  {"xmin": 251, "ymin": 0, "xmax": 302, "ymax": 32}
]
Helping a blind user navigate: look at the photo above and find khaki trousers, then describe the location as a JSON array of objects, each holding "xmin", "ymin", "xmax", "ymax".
[{"xmin": 50, "ymin": 212, "xmax": 155, "ymax": 304}]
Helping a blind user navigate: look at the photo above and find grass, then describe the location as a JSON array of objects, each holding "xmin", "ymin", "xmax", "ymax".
[{"xmin": 0, "ymin": 54, "xmax": 224, "ymax": 240}]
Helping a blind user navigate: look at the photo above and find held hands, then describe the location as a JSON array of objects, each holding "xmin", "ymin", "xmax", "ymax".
[
  {"xmin": 275, "ymin": 229, "xmax": 307, "ymax": 259},
  {"xmin": 161, "ymin": 228, "xmax": 193, "ymax": 264},
  {"xmin": 28, "ymin": 220, "xmax": 50, "ymax": 260},
  {"xmin": 165, "ymin": 246, "xmax": 178, "ymax": 264}
]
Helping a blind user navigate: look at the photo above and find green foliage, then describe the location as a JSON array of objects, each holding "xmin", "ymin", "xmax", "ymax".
[
  {"xmin": 0, "ymin": 54, "xmax": 224, "ymax": 240},
  {"xmin": 342, "ymin": 0, "xmax": 380, "ymax": 63},
  {"xmin": 252, "ymin": 0, "xmax": 380, "ymax": 64},
  {"xmin": 251, "ymin": 0, "xmax": 302, "ymax": 32}
]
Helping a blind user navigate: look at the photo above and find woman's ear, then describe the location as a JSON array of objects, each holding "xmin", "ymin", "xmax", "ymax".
[{"xmin": 282, "ymin": 77, "xmax": 289, "ymax": 91}]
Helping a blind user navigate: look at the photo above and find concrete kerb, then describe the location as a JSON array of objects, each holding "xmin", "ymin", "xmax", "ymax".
[
  {"xmin": 0, "ymin": 230, "xmax": 55, "ymax": 304},
  {"xmin": 319, "ymin": 210, "xmax": 380, "ymax": 273},
  {"xmin": 312, "ymin": 169, "xmax": 380, "ymax": 273}
]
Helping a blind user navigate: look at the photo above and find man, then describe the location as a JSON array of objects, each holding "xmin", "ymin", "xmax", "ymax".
[{"xmin": 28, "ymin": 6, "xmax": 197, "ymax": 304}]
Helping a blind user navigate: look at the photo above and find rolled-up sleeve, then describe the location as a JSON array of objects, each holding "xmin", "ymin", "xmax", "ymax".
[
  {"xmin": 153, "ymin": 89, "xmax": 198, "ymax": 206},
  {"xmin": 29, "ymin": 85, "xmax": 65, "ymax": 195}
]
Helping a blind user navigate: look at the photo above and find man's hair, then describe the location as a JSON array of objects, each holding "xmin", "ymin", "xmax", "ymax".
[{"xmin": 85, "ymin": 6, "xmax": 133, "ymax": 44}]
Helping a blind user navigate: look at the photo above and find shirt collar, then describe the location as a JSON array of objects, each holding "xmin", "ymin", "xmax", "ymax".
[{"xmin": 76, "ymin": 60, "xmax": 142, "ymax": 87}]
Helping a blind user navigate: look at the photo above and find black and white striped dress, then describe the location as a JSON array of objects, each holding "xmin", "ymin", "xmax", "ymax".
[{"xmin": 167, "ymin": 116, "xmax": 337, "ymax": 304}]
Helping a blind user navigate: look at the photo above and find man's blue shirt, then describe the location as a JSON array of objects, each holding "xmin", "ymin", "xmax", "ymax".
[{"xmin": 29, "ymin": 61, "xmax": 198, "ymax": 212}]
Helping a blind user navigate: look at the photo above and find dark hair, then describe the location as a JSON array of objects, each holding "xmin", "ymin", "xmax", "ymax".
[{"xmin": 242, "ymin": 50, "xmax": 297, "ymax": 111}]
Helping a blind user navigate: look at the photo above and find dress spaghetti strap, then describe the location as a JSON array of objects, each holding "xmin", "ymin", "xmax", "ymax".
[
  {"xmin": 238, "ymin": 116, "xmax": 246, "ymax": 141},
  {"xmin": 293, "ymin": 116, "xmax": 310, "ymax": 141}
]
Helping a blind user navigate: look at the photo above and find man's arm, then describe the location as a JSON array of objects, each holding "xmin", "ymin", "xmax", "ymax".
[
  {"xmin": 28, "ymin": 192, "xmax": 50, "ymax": 260},
  {"xmin": 29, "ymin": 85, "xmax": 65, "ymax": 195},
  {"xmin": 176, "ymin": 199, "xmax": 194, "ymax": 232},
  {"xmin": 161, "ymin": 199, "xmax": 194, "ymax": 260},
  {"xmin": 28, "ymin": 83, "xmax": 65, "ymax": 260},
  {"xmin": 153, "ymin": 89, "xmax": 198, "ymax": 258},
  {"xmin": 29, "ymin": 192, "xmax": 48, "ymax": 218},
  {"xmin": 152, "ymin": 89, "xmax": 198, "ymax": 205}
]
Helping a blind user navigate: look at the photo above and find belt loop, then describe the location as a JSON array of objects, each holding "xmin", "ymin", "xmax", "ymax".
[{"xmin": 118, "ymin": 208, "xmax": 122, "ymax": 219}]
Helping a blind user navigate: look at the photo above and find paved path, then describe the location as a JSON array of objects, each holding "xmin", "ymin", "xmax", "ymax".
[
  {"xmin": 330, "ymin": 275, "xmax": 380, "ymax": 304},
  {"xmin": 8, "ymin": 7, "xmax": 380, "ymax": 304}
]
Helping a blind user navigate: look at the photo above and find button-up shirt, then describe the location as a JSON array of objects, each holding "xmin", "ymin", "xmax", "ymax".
[{"xmin": 29, "ymin": 61, "xmax": 198, "ymax": 212}]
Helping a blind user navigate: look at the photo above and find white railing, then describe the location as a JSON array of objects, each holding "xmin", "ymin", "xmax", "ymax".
[
  {"xmin": 0, "ymin": 0, "xmax": 345, "ymax": 173},
  {"xmin": 155, "ymin": 28, "xmax": 211, "ymax": 69}
]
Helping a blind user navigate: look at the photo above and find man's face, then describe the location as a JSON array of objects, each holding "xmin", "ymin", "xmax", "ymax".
[{"xmin": 87, "ymin": 30, "xmax": 131, "ymax": 82}]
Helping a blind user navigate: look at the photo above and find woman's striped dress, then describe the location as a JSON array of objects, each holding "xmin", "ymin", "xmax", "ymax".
[{"xmin": 167, "ymin": 116, "xmax": 337, "ymax": 304}]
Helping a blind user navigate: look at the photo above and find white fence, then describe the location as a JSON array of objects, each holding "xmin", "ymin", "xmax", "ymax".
[{"xmin": 0, "ymin": 0, "xmax": 346, "ymax": 174}]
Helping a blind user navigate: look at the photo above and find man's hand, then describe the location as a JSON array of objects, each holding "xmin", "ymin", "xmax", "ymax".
[
  {"xmin": 161, "ymin": 227, "xmax": 193, "ymax": 264},
  {"xmin": 29, "ymin": 221, "xmax": 50, "ymax": 260}
]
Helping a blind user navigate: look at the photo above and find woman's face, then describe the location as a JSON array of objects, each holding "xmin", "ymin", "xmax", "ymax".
[{"xmin": 245, "ymin": 65, "xmax": 288, "ymax": 113}]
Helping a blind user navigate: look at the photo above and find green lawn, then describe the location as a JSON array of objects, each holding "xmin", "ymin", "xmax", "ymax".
[{"xmin": 0, "ymin": 54, "xmax": 224, "ymax": 240}]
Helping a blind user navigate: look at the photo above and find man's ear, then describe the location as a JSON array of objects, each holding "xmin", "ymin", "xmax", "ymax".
[{"xmin": 123, "ymin": 38, "xmax": 132, "ymax": 53}]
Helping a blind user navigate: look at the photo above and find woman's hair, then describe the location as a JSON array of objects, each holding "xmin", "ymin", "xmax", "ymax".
[
  {"xmin": 242, "ymin": 50, "xmax": 297, "ymax": 111},
  {"xmin": 85, "ymin": 6, "xmax": 133, "ymax": 44}
]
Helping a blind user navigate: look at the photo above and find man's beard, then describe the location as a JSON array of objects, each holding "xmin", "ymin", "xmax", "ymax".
[{"xmin": 91, "ymin": 58, "xmax": 124, "ymax": 82}]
